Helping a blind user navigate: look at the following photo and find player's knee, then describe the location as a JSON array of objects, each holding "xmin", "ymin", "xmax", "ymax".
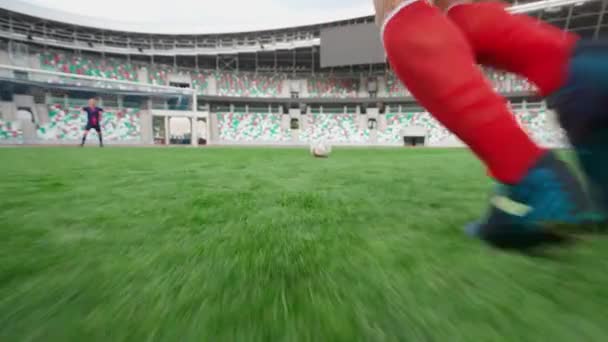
[
  {"xmin": 383, "ymin": 28, "xmax": 435, "ymax": 71},
  {"xmin": 447, "ymin": 1, "xmax": 508, "ymax": 35},
  {"xmin": 383, "ymin": 7, "xmax": 469, "ymax": 66}
]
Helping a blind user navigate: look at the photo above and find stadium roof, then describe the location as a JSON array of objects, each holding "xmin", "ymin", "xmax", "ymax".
[{"xmin": 2, "ymin": 0, "xmax": 375, "ymax": 34}]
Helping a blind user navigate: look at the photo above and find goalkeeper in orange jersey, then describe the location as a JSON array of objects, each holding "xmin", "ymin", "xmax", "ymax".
[{"xmin": 375, "ymin": 0, "xmax": 607, "ymax": 250}]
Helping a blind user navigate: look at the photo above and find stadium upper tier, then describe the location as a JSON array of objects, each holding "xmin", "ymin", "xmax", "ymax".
[
  {"xmin": 0, "ymin": 46, "xmax": 534, "ymax": 98},
  {"xmin": 0, "ymin": 0, "xmax": 604, "ymax": 57}
]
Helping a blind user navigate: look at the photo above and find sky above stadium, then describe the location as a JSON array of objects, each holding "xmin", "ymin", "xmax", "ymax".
[{"xmin": 12, "ymin": 0, "xmax": 374, "ymax": 33}]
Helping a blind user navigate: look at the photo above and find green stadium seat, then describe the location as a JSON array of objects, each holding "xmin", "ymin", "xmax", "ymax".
[
  {"xmin": 216, "ymin": 72, "xmax": 284, "ymax": 98},
  {"xmin": 217, "ymin": 112, "xmax": 290, "ymax": 142},
  {"xmin": 378, "ymin": 112, "xmax": 450, "ymax": 144},
  {"xmin": 384, "ymin": 73, "xmax": 410, "ymax": 97},
  {"xmin": 515, "ymin": 109, "xmax": 566, "ymax": 147},
  {"xmin": 33, "ymin": 51, "xmax": 538, "ymax": 99},
  {"xmin": 0, "ymin": 119, "xmax": 22, "ymax": 142},
  {"xmin": 378, "ymin": 110, "xmax": 565, "ymax": 146},
  {"xmin": 37, "ymin": 104, "xmax": 142, "ymax": 142},
  {"xmin": 306, "ymin": 76, "xmax": 359, "ymax": 98},
  {"xmin": 147, "ymin": 66, "xmax": 173, "ymax": 86},
  {"xmin": 298, "ymin": 114, "xmax": 370, "ymax": 143},
  {"xmin": 191, "ymin": 72, "xmax": 210, "ymax": 92},
  {"xmin": 484, "ymin": 68, "xmax": 535, "ymax": 93},
  {"xmin": 40, "ymin": 51, "xmax": 137, "ymax": 81},
  {"xmin": 385, "ymin": 70, "xmax": 534, "ymax": 97}
]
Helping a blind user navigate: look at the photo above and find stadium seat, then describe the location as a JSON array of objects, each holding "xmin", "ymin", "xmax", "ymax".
[
  {"xmin": 34, "ymin": 50, "xmax": 539, "ymax": 99},
  {"xmin": 515, "ymin": 109, "xmax": 566, "ymax": 147},
  {"xmin": 37, "ymin": 104, "xmax": 142, "ymax": 141},
  {"xmin": 378, "ymin": 110, "xmax": 566, "ymax": 147},
  {"xmin": 40, "ymin": 51, "xmax": 137, "ymax": 81},
  {"xmin": 484, "ymin": 68, "xmax": 535, "ymax": 93},
  {"xmin": 378, "ymin": 112, "xmax": 451, "ymax": 144},
  {"xmin": 217, "ymin": 112, "xmax": 290, "ymax": 142},
  {"xmin": 306, "ymin": 76, "xmax": 359, "ymax": 98},
  {"xmin": 191, "ymin": 72, "xmax": 210, "ymax": 92},
  {"xmin": 299, "ymin": 114, "xmax": 370, "ymax": 143},
  {"xmin": 147, "ymin": 66, "xmax": 173, "ymax": 86},
  {"xmin": 0, "ymin": 119, "xmax": 22, "ymax": 142},
  {"xmin": 384, "ymin": 70, "xmax": 534, "ymax": 98},
  {"xmin": 100, "ymin": 108, "xmax": 143, "ymax": 141},
  {"xmin": 216, "ymin": 72, "xmax": 283, "ymax": 98},
  {"xmin": 384, "ymin": 73, "xmax": 411, "ymax": 97},
  {"xmin": 36, "ymin": 105, "xmax": 82, "ymax": 141}
]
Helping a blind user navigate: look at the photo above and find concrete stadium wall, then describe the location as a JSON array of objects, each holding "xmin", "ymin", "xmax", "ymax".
[
  {"xmin": 140, "ymin": 110, "xmax": 154, "ymax": 144},
  {"xmin": 0, "ymin": 101, "xmax": 17, "ymax": 120},
  {"xmin": 0, "ymin": 49, "xmax": 10, "ymax": 65}
]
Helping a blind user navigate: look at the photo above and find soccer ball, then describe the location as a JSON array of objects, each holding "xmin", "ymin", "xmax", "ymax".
[{"xmin": 310, "ymin": 142, "xmax": 331, "ymax": 158}]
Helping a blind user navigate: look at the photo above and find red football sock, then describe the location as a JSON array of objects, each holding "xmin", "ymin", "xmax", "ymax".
[
  {"xmin": 446, "ymin": 1, "xmax": 578, "ymax": 96},
  {"xmin": 382, "ymin": 0, "xmax": 544, "ymax": 184}
]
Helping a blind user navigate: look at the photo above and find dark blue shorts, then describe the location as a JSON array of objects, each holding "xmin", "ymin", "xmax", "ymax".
[{"xmin": 85, "ymin": 123, "xmax": 101, "ymax": 132}]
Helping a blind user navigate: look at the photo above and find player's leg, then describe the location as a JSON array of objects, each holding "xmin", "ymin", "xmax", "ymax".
[
  {"xmin": 95, "ymin": 126, "xmax": 103, "ymax": 147},
  {"xmin": 446, "ymin": 1, "xmax": 608, "ymax": 211},
  {"xmin": 382, "ymin": 0, "xmax": 595, "ymax": 249},
  {"xmin": 81, "ymin": 126, "xmax": 90, "ymax": 147},
  {"xmin": 547, "ymin": 41, "xmax": 608, "ymax": 212},
  {"xmin": 444, "ymin": 1, "xmax": 575, "ymax": 97}
]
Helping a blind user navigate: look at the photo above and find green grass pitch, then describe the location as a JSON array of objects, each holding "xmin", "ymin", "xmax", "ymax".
[{"xmin": 1, "ymin": 147, "xmax": 608, "ymax": 341}]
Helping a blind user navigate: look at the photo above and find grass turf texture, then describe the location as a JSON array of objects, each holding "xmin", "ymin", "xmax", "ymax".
[{"xmin": 1, "ymin": 147, "xmax": 608, "ymax": 341}]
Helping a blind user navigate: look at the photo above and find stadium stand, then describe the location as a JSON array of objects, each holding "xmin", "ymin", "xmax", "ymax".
[
  {"xmin": 299, "ymin": 113, "xmax": 370, "ymax": 143},
  {"xmin": 213, "ymin": 110, "xmax": 565, "ymax": 146},
  {"xmin": 32, "ymin": 50, "xmax": 537, "ymax": 98},
  {"xmin": 0, "ymin": 0, "xmax": 592, "ymax": 150},
  {"xmin": 385, "ymin": 69, "xmax": 533, "ymax": 97},
  {"xmin": 376, "ymin": 109, "xmax": 565, "ymax": 146},
  {"xmin": 306, "ymin": 75, "xmax": 359, "ymax": 98},
  {"xmin": 378, "ymin": 112, "xmax": 451, "ymax": 144},
  {"xmin": 40, "ymin": 51, "xmax": 138, "ymax": 81},
  {"xmin": 217, "ymin": 112, "xmax": 290, "ymax": 142},
  {"xmin": 216, "ymin": 72, "xmax": 284, "ymax": 98},
  {"xmin": 147, "ymin": 66, "xmax": 173, "ymax": 86},
  {"xmin": 516, "ymin": 108, "xmax": 566, "ymax": 147},
  {"xmin": 191, "ymin": 72, "xmax": 210, "ymax": 92},
  {"xmin": 384, "ymin": 73, "xmax": 411, "ymax": 98},
  {"xmin": 485, "ymin": 68, "xmax": 535, "ymax": 93},
  {"xmin": 37, "ymin": 104, "xmax": 142, "ymax": 141},
  {"xmin": 0, "ymin": 119, "xmax": 22, "ymax": 142}
]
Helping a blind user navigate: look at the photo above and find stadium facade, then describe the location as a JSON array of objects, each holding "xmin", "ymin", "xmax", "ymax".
[{"xmin": 0, "ymin": 0, "xmax": 605, "ymax": 147}]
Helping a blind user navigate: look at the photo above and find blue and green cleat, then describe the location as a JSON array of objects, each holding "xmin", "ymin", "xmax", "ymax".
[
  {"xmin": 467, "ymin": 152, "xmax": 604, "ymax": 250},
  {"xmin": 548, "ymin": 39, "xmax": 608, "ymax": 212}
]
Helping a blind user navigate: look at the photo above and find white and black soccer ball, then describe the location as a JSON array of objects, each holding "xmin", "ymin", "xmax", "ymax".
[{"xmin": 310, "ymin": 142, "xmax": 332, "ymax": 158}]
